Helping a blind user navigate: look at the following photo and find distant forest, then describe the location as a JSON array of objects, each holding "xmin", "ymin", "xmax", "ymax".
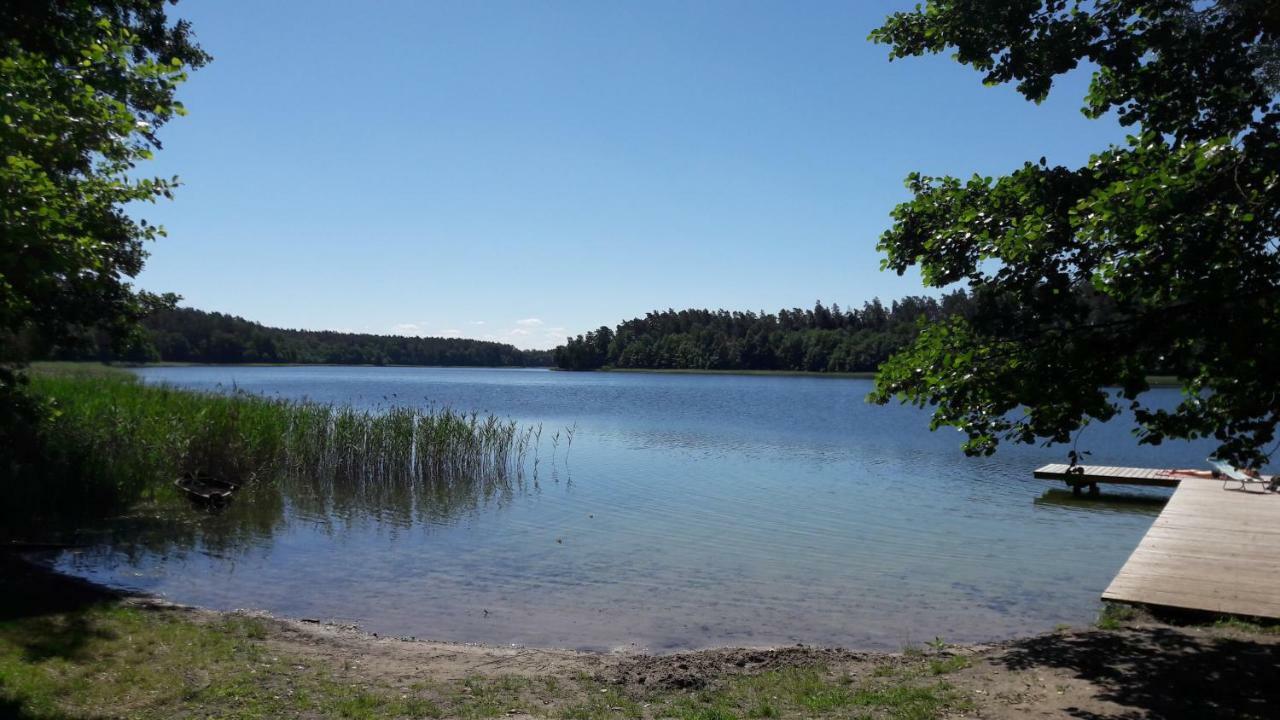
[
  {"xmin": 47, "ymin": 307, "xmax": 554, "ymax": 367},
  {"xmin": 554, "ymin": 293, "xmax": 976, "ymax": 372}
]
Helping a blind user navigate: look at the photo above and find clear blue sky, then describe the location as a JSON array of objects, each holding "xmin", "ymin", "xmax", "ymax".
[{"xmin": 135, "ymin": 0, "xmax": 1125, "ymax": 350}]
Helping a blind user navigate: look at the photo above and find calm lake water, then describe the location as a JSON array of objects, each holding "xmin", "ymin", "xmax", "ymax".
[{"xmin": 53, "ymin": 366, "xmax": 1217, "ymax": 652}]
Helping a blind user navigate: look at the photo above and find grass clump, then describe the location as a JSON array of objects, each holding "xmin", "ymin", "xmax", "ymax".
[
  {"xmin": 1096, "ymin": 603, "xmax": 1138, "ymax": 630},
  {"xmin": 925, "ymin": 655, "xmax": 970, "ymax": 676},
  {"xmin": 868, "ymin": 653, "xmax": 971, "ymax": 682},
  {"xmin": 451, "ymin": 675, "xmax": 534, "ymax": 718},
  {"xmin": 1210, "ymin": 616, "xmax": 1280, "ymax": 635},
  {"xmin": 559, "ymin": 684, "xmax": 644, "ymax": 719}
]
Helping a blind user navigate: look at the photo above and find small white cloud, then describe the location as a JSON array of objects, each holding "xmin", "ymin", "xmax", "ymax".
[
  {"xmin": 469, "ymin": 320, "xmax": 486, "ymax": 326},
  {"xmin": 509, "ymin": 328, "xmax": 532, "ymax": 336},
  {"xmin": 516, "ymin": 318, "xmax": 544, "ymax": 327},
  {"xmin": 390, "ymin": 323, "xmax": 424, "ymax": 336},
  {"xmin": 440, "ymin": 328, "xmax": 461, "ymax": 337}
]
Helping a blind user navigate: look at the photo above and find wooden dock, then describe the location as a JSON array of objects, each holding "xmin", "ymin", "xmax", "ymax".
[
  {"xmin": 1034, "ymin": 463, "xmax": 1280, "ymax": 619},
  {"xmin": 1034, "ymin": 463, "xmax": 1181, "ymax": 489}
]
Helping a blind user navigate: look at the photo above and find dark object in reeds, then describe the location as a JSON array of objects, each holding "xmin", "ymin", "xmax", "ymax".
[{"xmin": 174, "ymin": 471, "xmax": 238, "ymax": 504}]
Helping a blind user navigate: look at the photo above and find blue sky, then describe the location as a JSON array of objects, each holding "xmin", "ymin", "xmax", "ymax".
[{"xmin": 135, "ymin": 0, "xmax": 1126, "ymax": 350}]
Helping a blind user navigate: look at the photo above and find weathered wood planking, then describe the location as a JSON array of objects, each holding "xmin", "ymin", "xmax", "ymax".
[
  {"xmin": 1102, "ymin": 478, "xmax": 1280, "ymax": 619},
  {"xmin": 1034, "ymin": 463, "xmax": 1183, "ymax": 487}
]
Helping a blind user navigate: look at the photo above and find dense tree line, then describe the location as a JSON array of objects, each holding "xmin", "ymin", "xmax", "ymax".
[
  {"xmin": 554, "ymin": 293, "xmax": 975, "ymax": 372},
  {"xmin": 46, "ymin": 307, "xmax": 553, "ymax": 368}
]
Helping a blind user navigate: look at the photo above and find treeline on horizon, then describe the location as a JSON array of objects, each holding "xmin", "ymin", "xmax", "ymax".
[
  {"xmin": 554, "ymin": 293, "xmax": 976, "ymax": 372},
  {"xmin": 41, "ymin": 307, "xmax": 555, "ymax": 368}
]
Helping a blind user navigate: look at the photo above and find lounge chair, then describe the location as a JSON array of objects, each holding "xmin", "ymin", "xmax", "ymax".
[{"xmin": 1207, "ymin": 458, "xmax": 1278, "ymax": 492}]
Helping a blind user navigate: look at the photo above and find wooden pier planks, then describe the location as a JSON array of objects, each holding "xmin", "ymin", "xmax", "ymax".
[
  {"xmin": 1033, "ymin": 463, "xmax": 1182, "ymax": 487},
  {"xmin": 1033, "ymin": 463, "xmax": 1280, "ymax": 618},
  {"xmin": 1102, "ymin": 478, "xmax": 1280, "ymax": 619}
]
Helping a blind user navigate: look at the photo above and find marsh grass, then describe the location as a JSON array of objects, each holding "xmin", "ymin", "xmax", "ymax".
[{"xmin": 7, "ymin": 366, "xmax": 542, "ymax": 530}]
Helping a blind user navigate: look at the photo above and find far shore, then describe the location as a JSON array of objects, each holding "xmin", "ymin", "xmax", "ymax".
[
  {"xmin": 593, "ymin": 367, "xmax": 879, "ymax": 379},
  {"xmin": 39, "ymin": 361, "xmax": 1184, "ymax": 387},
  {"xmin": 29, "ymin": 360, "xmax": 555, "ymax": 371},
  {"xmin": 564, "ymin": 366, "xmax": 1187, "ymax": 386}
]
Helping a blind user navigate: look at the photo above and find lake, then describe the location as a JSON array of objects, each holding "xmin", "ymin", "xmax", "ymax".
[{"xmin": 52, "ymin": 366, "xmax": 1213, "ymax": 652}]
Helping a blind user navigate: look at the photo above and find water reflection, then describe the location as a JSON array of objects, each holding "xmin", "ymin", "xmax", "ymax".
[
  {"xmin": 1032, "ymin": 488, "xmax": 1169, "ymax": 517},
  {"xmin": 65, "ymin": 443, "xmax": 555, "ymax": 564}
]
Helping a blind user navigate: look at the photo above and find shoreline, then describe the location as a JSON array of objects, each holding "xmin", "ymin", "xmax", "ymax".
[
  {"xmin": 30, "ymin": 359, "xmax": 555, "ymax": 371},
  {"xmin": 4, "ymin": 552, "xmax": 1278, "ymax": 719},
  {"xmin": 31, "ymin": 361, "xmax": 1183, "ymax": 387},
  {"xmin": 578, "ymin": 367, "xmax": 1187, "ymax": 386},
  {"xmin": 592, "ymin": 367, "xmax": 879, "ymax": 379}
]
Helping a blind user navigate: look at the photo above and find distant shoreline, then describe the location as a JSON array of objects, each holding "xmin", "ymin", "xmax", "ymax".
[
  {"xmin": 31, "ymin": 360, "xmax": 553, "ymax": 371},
  {"xmin": 592, "ymin": 367, "xmax": 878, "ymax": 379},
  {"xmin": 30, "ymin": 360, "xmax": 1185, "ymax": 386},
  {"xmin": 566, "ymin": 366, "xmax": 1185, "ymax": 387}
]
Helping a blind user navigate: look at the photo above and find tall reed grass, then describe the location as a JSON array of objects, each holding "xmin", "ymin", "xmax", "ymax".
[{"xmin": 6, "ymin": 366, "xmax": 544, "ymax": 528}]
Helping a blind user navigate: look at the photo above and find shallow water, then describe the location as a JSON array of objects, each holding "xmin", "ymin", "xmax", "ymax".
[{"xmin": 54, "ymin": 366, "xmax": 1209, "ymax": 652}]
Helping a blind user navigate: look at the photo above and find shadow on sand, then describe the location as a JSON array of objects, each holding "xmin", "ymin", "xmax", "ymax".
[{"xmin": 1000, "ymin": 625, "xmax": 1280, "ymax": 719}]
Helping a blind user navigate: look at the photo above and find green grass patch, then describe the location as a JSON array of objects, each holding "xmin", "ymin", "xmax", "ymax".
[
  {"xmin": 0, "ymin": 603, "xmax": 294, "ymax": 718},
  {"xmin": 646, "ymin": 665, "xmax": 969, "ymax": 720},
  {"xmin": 1096, "ymin": 603, "xmax": 1138, "ymax": 630},
  {"xmin": 924, "ymin": 655, "xmax": 970, "ymax": 676},
  {"xmin": 1210, "ymin": 616, "xmax": 1280, "ymax": 635},
  {"xmin": 849, "ymin": 682, "xmax": 967, "ymax": 720},
  {"xmin": 24, "ymin": 361, "xmax": 133, "ymax": 379},
  {"xmin": 559, "ymin": 684, "xmax": 644, "ymax": 719},
  {"xmin": 864, "ymin": 654, "xmax": 970, "ymax": 682},
  {"xmin": 0, "ymin": 594, "xmax": 564, "ymax": 720}
]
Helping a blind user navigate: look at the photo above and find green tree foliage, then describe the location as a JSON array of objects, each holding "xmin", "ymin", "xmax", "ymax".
[
  {"xmin": 867, "ymin": 0, "xmax": 1280, "ymax": 465},
  {"xmin": 1, "ymin": 1, "xmax": 207, "ymax": 467},
  {"xmin": 553, "ymin": 295, "xmax": 972, "ymax": 372},
  {"xmin": 47, "ymin": 306, "xmax": 555, "ymax": 367},
  {"xmin": 1, "ymin": 0, "xmax": 208, "ymax": 353}
]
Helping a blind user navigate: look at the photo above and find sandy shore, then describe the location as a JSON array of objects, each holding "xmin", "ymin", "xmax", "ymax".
[
  {"xmin": 4, "ymin": 552, "xmax": 1279, "ymax": 718},
  {"xmin": 234, "ymin": 607, "xmax": 1280, "ymax": 718}
]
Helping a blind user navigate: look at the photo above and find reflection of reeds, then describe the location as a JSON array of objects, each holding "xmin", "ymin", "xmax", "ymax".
[{"xmin": 18, "ymin": 371, "xmax": 542, "ymax": 524}]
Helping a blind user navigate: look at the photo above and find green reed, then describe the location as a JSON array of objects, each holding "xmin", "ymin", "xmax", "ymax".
[{"xmin": 9, "ymin": 368, "xmax": 544, "ymax": 526}]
